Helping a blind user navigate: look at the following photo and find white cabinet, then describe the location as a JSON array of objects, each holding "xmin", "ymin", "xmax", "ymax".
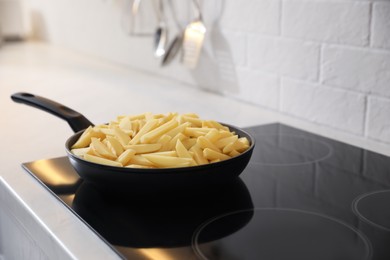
[
  {"xmin": 0, "ymin": 179, "xmax": 74, "ymax": 260},
  {"xmin": 0, "ymin": 209, "xmax": 49, "ymax": 259}
]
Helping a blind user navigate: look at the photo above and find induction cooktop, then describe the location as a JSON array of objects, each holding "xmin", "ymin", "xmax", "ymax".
[{"xmin": 22, "ymin": 123, "xmax": 390, "ymax": 260}]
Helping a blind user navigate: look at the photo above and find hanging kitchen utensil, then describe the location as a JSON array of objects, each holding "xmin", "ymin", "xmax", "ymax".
[
  {"xmin": 121, "ymin": 0, "xmax": 155, "ymax": 36},
  {"xmin": 162, "ymin": 32, "xmax": 183, "ymax": 66},
  {"xmin": 161, "ymin": 0, "xmax": 184, "ymax": 66},
  {"xmin": 181, "ymin": 0, "xmax": 206, "ymax": 69},
  {"xmin": 129, "ymin": 0, "xmax": 142, "ymax": 34},
  {"xmin": 154, "ymin": 0, "xmax": 168, "ymax": 58}
]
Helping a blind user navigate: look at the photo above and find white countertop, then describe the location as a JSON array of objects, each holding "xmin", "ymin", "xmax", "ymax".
[{"xmin": 0, "ymin": 42, "xmax": 389, "ymax": 259}]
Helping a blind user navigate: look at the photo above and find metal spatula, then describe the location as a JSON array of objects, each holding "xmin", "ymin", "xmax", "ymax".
[{"xmin": 181, "ymin": 0, "xmax": 206, "ymax": 69}]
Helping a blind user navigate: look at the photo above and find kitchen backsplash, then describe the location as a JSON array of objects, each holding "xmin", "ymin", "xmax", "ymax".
[{"xmin": 24, "ymin": 0, "xmax": 390, "ymax": 144}]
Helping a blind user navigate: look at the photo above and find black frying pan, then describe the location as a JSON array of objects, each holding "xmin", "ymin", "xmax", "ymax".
[{"xmin": 11, "ymin": 92, "xmax": 255, "ymax": 190}]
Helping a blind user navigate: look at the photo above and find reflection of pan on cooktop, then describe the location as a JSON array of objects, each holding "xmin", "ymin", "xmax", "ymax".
[
  {"xmin": 193, "ymin": 208, "xmax": 372, "ymax": 260},
  {"xmin": 72, "ymin": 178, "xmax": 254, "ymax": 248}
]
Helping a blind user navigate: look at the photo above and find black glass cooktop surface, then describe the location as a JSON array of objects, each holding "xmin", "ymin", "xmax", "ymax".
[{"xmin": 22, "ymin": 124, "xmax": 390, "ymax": 260}]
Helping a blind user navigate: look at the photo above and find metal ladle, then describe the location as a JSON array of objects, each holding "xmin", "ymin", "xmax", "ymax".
[{"xmin": 154, "ymin": 0, "xmax": 168, "ymax": 58}]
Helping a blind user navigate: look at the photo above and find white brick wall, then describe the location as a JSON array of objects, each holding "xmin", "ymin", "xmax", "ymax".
[
  {"xmin": 232, "ymin": 68, "xmax": 280, "ymax": 110},
  {"xmin": 367, "ymin": 97, "xmax": 390, "ymax": 142},
  {"xmin": 220, "ymin": 0, "xmax": 280, "ymax": 35},
  {"xmin": 321, "ymin": 45, "xmax": 390, "ymax": 97},
  {"xmin": 282, "ymin": 1, "xmax": 370, "ymax": 46},
  {"xmin": 219, "ymin": 30, "xmax": 247, "ymax": 67},
  {"xmin": 371, "ymin": 2, "xmax": 390, "ymax": 50},
  {"xmin": 281, "ymin": 79, "xmax": 366, "ymax": 134},
  {"xmin": 248, "ymin": 35, "xmax": 320, "ymax": 81},
  {"xmin": 24, "ymin": 0, "xmax": 390, "ymax": 145}
]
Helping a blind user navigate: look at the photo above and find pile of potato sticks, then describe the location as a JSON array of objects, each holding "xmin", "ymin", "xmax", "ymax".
[{"xmin": 71, "ymin": 112, "xmax": 250, "ymax": 168}]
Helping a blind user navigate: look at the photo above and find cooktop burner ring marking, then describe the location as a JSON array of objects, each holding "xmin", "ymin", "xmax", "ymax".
[
  {"xmin": 352, "ymin": 189, "xmax": 390, "ymax": 232},
  {"xmin": 192, "ymin": 207, "xmax": 372, "ymax": 260},
  {"xmin": 249, "ymin": 134, "xmax": 333, "ymax": 166}
]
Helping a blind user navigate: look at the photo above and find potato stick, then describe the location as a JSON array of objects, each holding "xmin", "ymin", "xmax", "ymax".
[
  {"xmin": 158, "ymin": 112, "xmax": 177, "ymax": 124},
  {"xmin": 116, "ymin": 115, "xmax": 126, "ymax": 120},
  {"xmin": 127, "ymin": 155, "xmax": 155, "ymax": 167},
  {"xmin": 141, "ymin": 154, "xmax": 192, "ymax": 168},
  {"xmin": 182, "ymin": 138, "xmax": 197, "ymax": 150},
  {"xmin": 100, "ymin": 127, "xmax": 133, "ymax": 137},
  {"xmin": 84, "ymin": 154, "xmax": 123, "ymax": 167},
  {"xmin": 197, "ymin": 136, "xmax": 221, "ymax": 153},
  {"xmin": 165, "ymin": 122, "xmax": 191, "ymax": 138},
  {"xmin": 72, "ymin": 130, "xmax": 92, "ymax": 149},
  {"xmin": 177, "ymin": 115, "xmax": 185, "ymax": 125},
  {"xmin": 238, "ymin": 137, "xmax": 250, "ymax": 145},
  {"xmin": 236, "ymin": 144, "xmax": 250, "ymax": 153},
  {"xmin": 176, "ymin": 139, "xmax": 198, "ymax": 166},
  {"xmin": 148, "ymin": 151, "xmax": 177, "ymax": 157},
  {"xmin": 190, "ymin": 145, "xmax": 209, "ymax": 165},
  {"xmin": 122, "ymin": 129, "xmax": 134, "ymax": 136},
  {"xmin": 210, "ymin": 159, "xmax": 221, "ymax": 163},
  {"xmin": 204, "ymin": 129, "xmax": 221, "ymax": 143},
  {"xmin": 157, "ymin": 134, "xmax": 172, "ymax": 151},
  {"xmin": 223, "ymin": 140, "xmax": 249, "ymax": 154},
  {"xmin": 140, "ymin": 118, "xmax": 178, "ymax": 143},
  {"xmin": 168, "ymin": 133, "xmax": 187, "ymax": 151},
  {"xmin": 125, "ymin": 143, "xmax": 162, "ymax": 154},
  {"xmin": 101, "ymin": 138, "xmax": 110, "ymax": 149},
  {"xmin": 105, "ymin": 136, "xmax": 124, "ymax": 156},
  {"xmin": 138, "ymin": 119, "xmax": 146, "ymax": 130},
  {"xmin": 229, "ymin": 149, "xmax": 241, "ymax": 157},
  {"xmin": 187, "ymin": 127, "xmax": 212, "ymax": 133},
  {"xmin": 203, "ymin": 148, "xmax": 231, "ymax": 161},
  {"xmin": 98, "ymin": 128, "xmax": 115, "ymax": 136},
  {"xmin": 86, "ymin": 147, "xmax": 99, "ymax": 156},
  {"xmin": 72, "ymin": 126, "xmax": 96, "ymax": 149},
  {"xmin": 175, "ymin": 139, "xmax": 193, "ymax": 159},
  {"xmin": 116, "ymin": 149, "xmax": 136, "ymax": 165},
  {"xmin": 181, "ymin": 116, "xmax": 202, "ymax": 127},
  {"xmin": 131, "ymin": 120, "xmax": 140, "ymax": 134},
  {"xmin": 185, "ymin": 130, "xmax": 206, "ymax": 138},
  {"xmin": 119, "ymin": 116, "xmax": 132, "ymax": 131},
  {"xmin": 129, "ymin": 119, "xmax": 159, "ymax": 144},
  {"xmin": 153, "ymin": 113, "xmax": 166, "ymax": 119},
  {"xmin": 129, "ymin": 113, "xmax": 148, "ymax": 121},
  {"xmin": 184, "ymin": 128, "xmax": 209, "ymax": 138},
  {"xmin": 90, "ymin": 138, "xmax": 117, "ymax": 159},
  {"xmin": 113, "ymin": 127, "xmax": 131, "ymax": 146},
  {"xmin": 217, "ymin": 130, "xmax": 234, "ymax": 139},
  {"xmin": 215, "ymin": 135, "xmax": 238, "ymax": 149},
  {"xmin": 205, "ymin": 129, "xmax": 233, "ymax": 144},
  {"xmin": 233, "ymin": 140, "xmax": 250, "ymax": 152},
  {"xmin": 145, "ymin": 112, "xmax": 155, "ymax": 121},
  {"xmin": 109, "ymin": 120, "xmax": 119, "ymax": 126},
  {"xmin": 71, "ymin": 147, "xmax": 90, "ymax": 157},
  {"xmin": 95, "ymin": 124, "xmax": 109, "ymax": 128},
  {"xmin": 182, "ymin": 113, "xmax": 199, "ymax": 118},
  {"xmin": 202, "ymin": 120, "xmax": 229, "ymax": 131},
  {"xmin": 222, "ymin": 142, "xmax": 235, "ymax": 154}
]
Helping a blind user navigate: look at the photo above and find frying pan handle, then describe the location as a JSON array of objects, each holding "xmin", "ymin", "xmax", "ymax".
[{"xmin": 11, "ymin": 92, "xmax": 94, "ymax": 133}]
